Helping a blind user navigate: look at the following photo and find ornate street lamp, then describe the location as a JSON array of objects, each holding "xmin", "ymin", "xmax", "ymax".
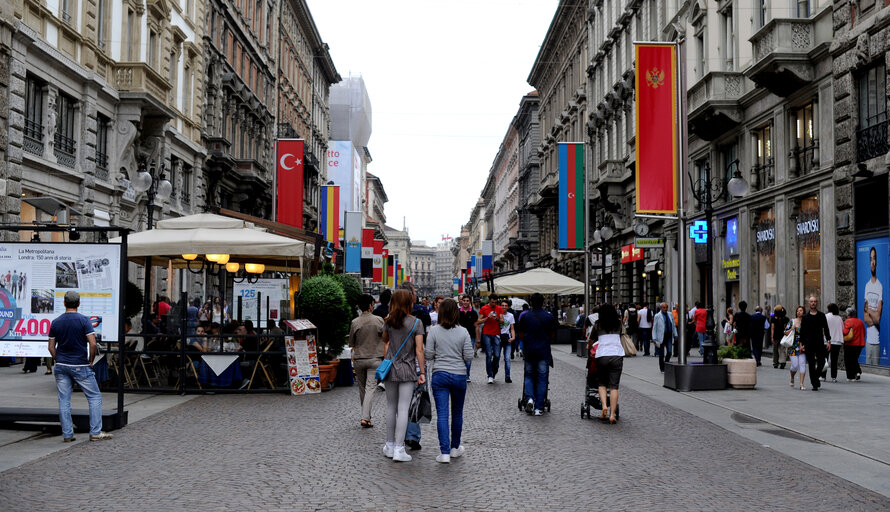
[
  {"xmin": 689, "ymin": 158, "xmax": 748, "ymax": 363},
  {"xmin": 131, "ymin": 159, "xmax": 172, "ymax": 329}
]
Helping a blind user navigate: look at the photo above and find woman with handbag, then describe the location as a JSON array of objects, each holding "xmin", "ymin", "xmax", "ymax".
[
  {"xmin": 722, "ymin": 307, "xmax": 735, "ymax": 346},
  {"xmin": 424, "ymin": 298, "xmax": 474, "ymax": 463},
  {"xmin": 590, "ymin": 303, "xmax": 624, "ymax": 424},
  {"xmin": 380, "ymin": 289, "xmax": 426, "ymax": 462},
  {"xmin": 786, "ymin": 306, "xmax": 807, "ymax": 390}
]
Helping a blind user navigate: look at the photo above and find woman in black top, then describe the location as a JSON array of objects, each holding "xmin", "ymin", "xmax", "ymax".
[{"xmin": 771, "ymin": 306, "xmax": 788, "ymax": 369}]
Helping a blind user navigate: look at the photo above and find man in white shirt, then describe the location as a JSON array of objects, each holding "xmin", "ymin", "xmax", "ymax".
[
  {"xmin": 638, "ymin": 303, "xmax": 652, "ymax": 356},
  {"xmin": 864, "ymin": 246, "xmax": 883, "ymax": 365},
  {"xmin": 499, "ymin": 300, "xmax": 516, "ymax": 383}
]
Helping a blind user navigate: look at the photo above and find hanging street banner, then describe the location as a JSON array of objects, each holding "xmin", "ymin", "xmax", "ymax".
[
  {"xmin": 372, "ymin": 241, "xmax": 384, "ymax": 283},
  {"xmin": 276, "ymin": 139, "xmax": 304, "ymax": 228},
  {"xmin": 344, "ymin": 211, "xmax": 362, "ymax": 274},
  {"xmin": 319, "ymin": 185, "xmax": 340, "ymax": 248},
  {"xmin": 361, "ymin": 229, "xmax": 374, "ymax": 278},
  {"xmin": 481, "ymin": 240, "xmax": 493, "ymax": 278},
  {"xmin": 634, "ymin": 43, "xmax": 679, "ymax": 214},
  {"xmin": 558, "ymin": 142, "xmax": 586, "ymax": 249},
  {"xmin": 0, "ymin": 243, "xmax": 122, "ymax": 357}
]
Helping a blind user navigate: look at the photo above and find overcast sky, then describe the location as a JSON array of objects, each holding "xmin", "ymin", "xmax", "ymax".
[{"xmin": 306, "ymin": 0, "xmax": 559, "ymax": 246}]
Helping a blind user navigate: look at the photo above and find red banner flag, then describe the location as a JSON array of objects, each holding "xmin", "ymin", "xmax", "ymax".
[
  {"xmin": 635, "ymin": 43, "xmax": 678, "ymax": 214},
  {"xmin": 276, "ymin": 139, "xmax": 304, "ymax": 227},
  {"xmin": 372, "ymin": 240, "xmax": 383, "ymax": 283}
]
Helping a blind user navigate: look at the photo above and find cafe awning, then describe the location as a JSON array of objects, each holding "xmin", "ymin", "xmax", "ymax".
[
  {"xmin": 485, "ymin": 267, "xmax": 584, "ymax": 296},
  {"xmin": 109, "ymin": 213, "xmax": 306, "ymax": 271}
]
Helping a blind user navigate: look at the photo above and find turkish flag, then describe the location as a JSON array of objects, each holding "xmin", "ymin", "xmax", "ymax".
[{"xmin": 276, "ymin": 139, "xmax": 304, "ymax": 228}]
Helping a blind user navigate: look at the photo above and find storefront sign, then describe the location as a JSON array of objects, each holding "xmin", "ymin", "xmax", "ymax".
[
  {"xmin": 285, "ymin": 334, "xmax": 322, "ymax": 395},
  {"xmin": 755, "ymin": 219, "xmax": 776, "ymax": 255},
  {"xmin": 796, "ymin": 209, "xmax": 820, "ymax": 249},
  {"xmin": 634, "ymin": 237, "xmax": 665, "ymax": 248},
  {"xmin": 689, "ymin": 220, "xmax": 708, "ymax": 243},
  {"xmin": 233, "ymin": 279, "xmax": 290, "ymax": 329},
  {"xmin": 722, "ymin": 257, "xmax": 740, "ymax": 281},
  {"xmin": 620, "ymin": 244, "xmax": 644, "ymax": 264}
]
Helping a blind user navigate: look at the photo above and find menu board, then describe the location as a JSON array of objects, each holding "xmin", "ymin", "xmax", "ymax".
[{"xmin": 285, "ymin": 335, "xmax": 321, "ymax": 395}]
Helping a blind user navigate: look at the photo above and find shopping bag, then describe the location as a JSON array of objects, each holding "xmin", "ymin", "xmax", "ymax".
[{"xmin": 408, "ymin": 384, "xmax": 432, "ymax": 424}]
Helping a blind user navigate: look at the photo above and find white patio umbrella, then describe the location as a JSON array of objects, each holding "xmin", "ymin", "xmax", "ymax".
[{"xmin": 488, "ymin": 268, "xmax": 584, "ymax": 296}]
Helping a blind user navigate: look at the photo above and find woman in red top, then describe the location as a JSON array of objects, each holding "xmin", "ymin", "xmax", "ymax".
[{"xmin": 842, "ymin": 307, "xmax": 866, "ymax": 381}]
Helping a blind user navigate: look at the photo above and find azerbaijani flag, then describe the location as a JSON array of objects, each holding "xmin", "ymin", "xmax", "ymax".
[
  {"xmin": 319, "ymin": 185, "xmax": 340, "ymax": 248},
  {"xmin": 558, "ymin": 142, "xmax": 585, "ymax": 250},
  {"xmin": 635, "ymin": 43, "xmax": 679, "ymax": 214}
]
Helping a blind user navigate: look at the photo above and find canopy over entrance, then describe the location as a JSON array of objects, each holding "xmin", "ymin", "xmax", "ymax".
[
  {"xmin": 110, "ymin": 213, "xmax": 306, "ymax": 271},
  {"xmin": 484, "ymin": 267, "xmax": 584, "ymax": 296}
]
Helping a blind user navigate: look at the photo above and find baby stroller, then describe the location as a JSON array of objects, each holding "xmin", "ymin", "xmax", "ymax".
[
  {"xmin": 581, "ymin": 341, "xmax": 619, "ymax": 419},
  {"xmin": 517, "ymin": 362, "xmax": 551, "ymax": 414}
]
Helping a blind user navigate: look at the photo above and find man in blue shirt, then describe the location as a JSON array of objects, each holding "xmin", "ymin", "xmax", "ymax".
[
  {"xmin": 516, "ymin": 293, "xmax": 557, "ymax": 416},
  {"xmin": 47, "ymin": 291, "xmax": 113, "ymax": 442}
]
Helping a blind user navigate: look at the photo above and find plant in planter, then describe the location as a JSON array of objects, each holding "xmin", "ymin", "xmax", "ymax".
[
  {"xmin": 333, "ymin": 273, "xmax": 362, "ymax": 320},
  {"xmin": 296, "ymin": 275, "xmax": 351, "ymax": 364},
  {"xmin": 718, "ymin": 345, "xmax": 757, "ymax": 389}
]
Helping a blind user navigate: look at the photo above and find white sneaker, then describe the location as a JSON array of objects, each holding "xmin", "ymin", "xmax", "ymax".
[
  {"xmin": 524, "ymin": 398, "xmax": 534, "ymax": 414},
  {"xmin": 435, "ymin": 454, "xmax": 451, "ymax": 463},
  {"xmin": 487, "ymin": 377, "xmax": 494, "ymax": 384},
  {"xmin": 382, "ymin": 444, "xmax": 394, "ymax": 458},
  {"xmin": 533, "ymin": 409, "xmax": 544, "ymax": 416},
  {"xmin": 392, "ymin": 446, "xmax": 412, "ymax": 462},
  {"xmin": 450, "ymin": 445, "xmax": 465, "ymax": 458}
]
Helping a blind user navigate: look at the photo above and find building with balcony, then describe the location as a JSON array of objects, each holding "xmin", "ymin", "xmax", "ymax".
[
  {"xmin": 409, "ymin": 241, "xmax": 436, "ymax": 298},
  {"xmin": 492, "ymin": 124, "xmax": 519, "ymax": 272},
  {"xmin": 436, "ymin": 239, "xmax": 456, "ymax": 296},
  {"xmin": 512, "ymin": 92, "xmax": 541, "ymax": 270}
]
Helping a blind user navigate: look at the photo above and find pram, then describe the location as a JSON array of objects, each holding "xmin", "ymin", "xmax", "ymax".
[
  {"xmin": 581, "ymin": 341, "xmax": 619, "ymax": 419},
  {"xmin": 517, "ymin": 360, "xmax": 551, "ymax": 414}
]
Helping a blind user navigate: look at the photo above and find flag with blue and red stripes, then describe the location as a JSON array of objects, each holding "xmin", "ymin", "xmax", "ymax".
[{"xmin": 558, "ymin": 143, "xmax": 585, "ymax": 250}]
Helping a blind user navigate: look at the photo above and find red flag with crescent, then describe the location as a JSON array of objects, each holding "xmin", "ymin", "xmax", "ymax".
[{"xmin": 277, "ymin": 139, "xmax": 304, "ymax": 228}]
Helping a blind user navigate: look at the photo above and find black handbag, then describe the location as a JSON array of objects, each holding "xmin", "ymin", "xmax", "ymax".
[{"xmin": 408, "ymin": 384, "xmax": 432, "ymax": 424}]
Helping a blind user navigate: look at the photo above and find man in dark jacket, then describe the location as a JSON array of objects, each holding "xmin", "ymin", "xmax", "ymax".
[
  {"xmin": 372, "ymin": 289, "xmax": 391, "ymax": 319},
  {"xmin": 517, "ymin": 293, "xmax": 557, "ymax": 416},
  {"xmin": 732, "ymin": 301, "xmax": 752, "ymax": 352},
  {"xmin": 800, "ymin": 295, "xmax": 831, "ymax": 391},
  {"xmin": 750, "ymin": 306, "xmax": 767, "ymax": 366}
]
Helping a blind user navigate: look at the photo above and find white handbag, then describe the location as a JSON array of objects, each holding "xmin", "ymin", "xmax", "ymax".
[{"xmin": 780, "ymin": 329, "xmax": 795, "ymax": 348}]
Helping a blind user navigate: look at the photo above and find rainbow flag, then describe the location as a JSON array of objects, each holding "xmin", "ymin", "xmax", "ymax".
[
  {"xmin": 319, "ymin": 185, "xmax": 340, "ymax": 248},
  {"xmin": 558, "ymin": 143, "xmax": 585, "ymax": 250}
]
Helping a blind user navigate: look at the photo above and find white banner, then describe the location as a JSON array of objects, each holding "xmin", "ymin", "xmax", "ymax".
[
  {"xmin": 0, "ymin": 242, "xmax": 122, "ymax": 357},
  {"xmin": 232, "ymin": 278, "xmax": 290, "ymax": 328}
]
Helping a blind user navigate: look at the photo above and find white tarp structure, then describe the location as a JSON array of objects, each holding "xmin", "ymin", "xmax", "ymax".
[
  {"xmin": 487, "ymin": 268, "xmax": 584, "ymax": 296},
  {"xmin": 110, "ymin": 213, "xmax": 306, "ymax": 271}
]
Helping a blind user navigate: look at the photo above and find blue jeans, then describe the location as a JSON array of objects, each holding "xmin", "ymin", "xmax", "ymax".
[
  {"xmin": 55, "ymin": 365, "xmax": 103, "ymax": 437},
  {"xmin": 523, "ymin": 359, "xmax": 549, "ymax": 409},
  {"xmin": 431, "ymin": 371, "xmax": 467, "ymax": 454},
  {"xmin": 465, "ymin": 339, "xmax": 474, "ymax": 380},
  {"xmin": 499, "ymin": 334, "xmax": 512, "ymax": 378},
  {"xmin": 640, "ymin": 328, "xmax": 652, "ymax": 355},
  {"xmin": 482, "ymin": 333, "xmax": 501, "ymax": 378},
  {"xmin": 697, "ymin": 332, "xmax": 706, "ymax": 355}
]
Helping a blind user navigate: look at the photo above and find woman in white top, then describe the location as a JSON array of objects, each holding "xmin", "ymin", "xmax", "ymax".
[
  {"xmin": 824, "ymin": 303, "xmax": 845, "ymax": 382},
  {"xmin": 588, "ymin": 303, "xmax": 624, "ymax": 424}
]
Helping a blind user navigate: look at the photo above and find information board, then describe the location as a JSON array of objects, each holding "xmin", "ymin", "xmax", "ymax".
[
  {"xmin": 233, "ymin": 278, "xmax": 289, "ymax": 328},
  {"xmin": 0, "ymin": 242, "xmax": 122, "ymax": 357},
  {"xmin": 285, "ymin": 334, "xmax": 321, "ymax": 395}
]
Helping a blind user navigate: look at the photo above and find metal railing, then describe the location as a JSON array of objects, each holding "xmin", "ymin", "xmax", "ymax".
[{"xmin": 857, "ymin": 120, "xmax": 889, "ymax": 162}]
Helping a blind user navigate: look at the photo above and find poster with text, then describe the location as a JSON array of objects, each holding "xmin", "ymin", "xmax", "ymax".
[
  {"xmin": 232, "ymin": 278, "xmax": 290, "ymax": 328},
  {"xmin": 285, "ymin": 334, "xmax": 321, "ymax": 395},
  {"xmin": 856, "ymin": 236, "xmax": 889, "ymax": 367},
  {"xmin": 0, "ymin": 243, "xmax": 121, "ymax": 357}
]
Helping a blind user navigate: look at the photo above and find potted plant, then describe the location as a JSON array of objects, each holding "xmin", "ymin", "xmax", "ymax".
[
  {"xmin": 718, "ymin": 345, "xmax": 757, "ymax": 389},
  {"xmin": 333, "ymin": 273, "xmax": 362, "ymax": 320},
  {"xmin": 296, "ymin": 275, "xmax": 351, "ymax": 390}
]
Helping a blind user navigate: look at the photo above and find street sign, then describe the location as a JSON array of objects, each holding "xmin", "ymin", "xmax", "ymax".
[
  {"xmin": 689, "ymin": 220, "xmax": 708, "ymax": 243},
  {"xmin": 634, "ymin": 237, "xmax": 665, "ymax": 248}
]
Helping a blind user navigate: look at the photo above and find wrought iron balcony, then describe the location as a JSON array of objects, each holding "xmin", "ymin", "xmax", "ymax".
[
  {"xmin": 751, "ymin": 160, "xmax": 774, "ymax": 191},
  {"xmin": 857, "ymin": 120, "xmax": 890, "ymax": 163},
  {"xmin": 747, "ymin": 12, "xmax": 829, "ymax": 97},
  {"xmin": 54, "ymin": 133, "xmax": 76, "ymax": 168},
  {"xmin": 23, "ymin": 118, "xmax": 44, "ymax": 157},
  {"xmin": 687, "ymin": 72, "xmax": 750, "ymax": 140}
]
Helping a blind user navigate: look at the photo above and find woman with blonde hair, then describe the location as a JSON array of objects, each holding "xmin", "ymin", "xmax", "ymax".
[
  {"xmin": 786, "ymin": 305, "xmax": 807, "ymax": 390},
  {"xmin": 381, "ymin": 289, "xmax": 425, "ymax": 462}
]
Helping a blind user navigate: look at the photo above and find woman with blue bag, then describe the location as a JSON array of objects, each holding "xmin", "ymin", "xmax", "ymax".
[{"xmin": 380, "ymin": 289, "xmax": 425, "ymax": 462}]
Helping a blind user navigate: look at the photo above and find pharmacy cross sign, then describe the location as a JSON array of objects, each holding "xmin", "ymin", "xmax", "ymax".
[{"xmin": 689, "ymin": 220, "xmax": 708, "ymax": 244}]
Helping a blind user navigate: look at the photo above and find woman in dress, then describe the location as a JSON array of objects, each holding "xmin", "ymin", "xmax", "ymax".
[
  {"xmin": 589, "ymin": 303, "xmax": 624, "ymax": 424},
  {"xmin": 786, "ymin": 306, "xmax": 807, "ymax": 390},
  {"xmin": 382, "ymin": 289, "xmax": 425, "ymax": 462},
  {"xmin": 425, "ymin": 298, "xmax": 474, "ymax": 463}
]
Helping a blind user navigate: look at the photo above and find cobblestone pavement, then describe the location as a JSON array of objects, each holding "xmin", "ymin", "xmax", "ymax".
[{"xmin": 1, "ymin": 355, "xmax": 889, "ymax": 511}]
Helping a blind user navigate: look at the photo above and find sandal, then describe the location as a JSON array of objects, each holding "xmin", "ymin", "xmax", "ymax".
[{"xmin": 360, "ymin": 420, "xmax": 374, "ymax": 428}]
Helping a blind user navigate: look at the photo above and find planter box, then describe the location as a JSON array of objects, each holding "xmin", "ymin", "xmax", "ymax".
[
  {"xmin": 725, "ymin": 358, "xmax": 757, "ymax": 389},
  {"xmin": 664, "ymin": 362, "xmax": 727, "ymax": 391}
]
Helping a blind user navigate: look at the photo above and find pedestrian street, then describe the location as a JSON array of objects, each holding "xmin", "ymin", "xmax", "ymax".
[{"xmin": 2, "ymin": 345, "xmax": 889, "ymax": 511}]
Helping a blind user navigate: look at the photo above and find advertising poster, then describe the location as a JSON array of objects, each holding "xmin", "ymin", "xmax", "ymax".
[
  {"xmin": 856, "ymin": 237, "xmax": 889, "ymax": 367},
  {"xmin": 0, "ymin": 243, "xmax": 121, "ymax": 357},
  {"xmin": 285, "ymin": 335, "xmax": 321, "ymax": 395},
  {"xmin": 233, "ymin": 278, "xmax": 289, "ymax": 329}
]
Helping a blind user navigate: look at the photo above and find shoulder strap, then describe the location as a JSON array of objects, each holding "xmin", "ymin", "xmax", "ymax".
[{"xmin": 392, "ymin": 319, "xmax": 418, "ymax": 359}]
